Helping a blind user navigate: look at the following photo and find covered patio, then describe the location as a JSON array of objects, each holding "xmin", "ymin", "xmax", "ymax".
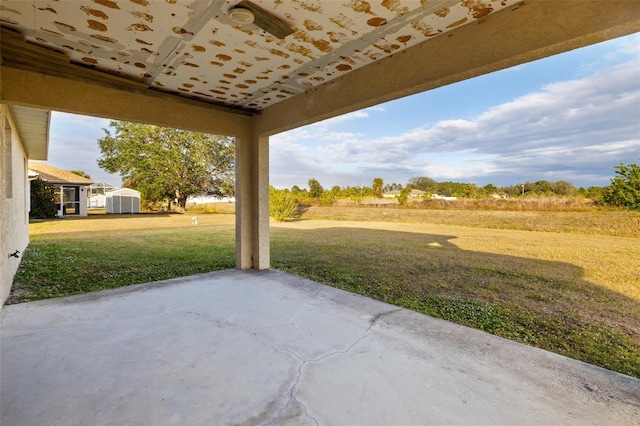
[
  {"xmin": 2, "ymin": 1, "xmax": 640, "ymax": 424},
  {"xmin": 2, "ymin": 270, "xmax": 639, "ymax": 425}
]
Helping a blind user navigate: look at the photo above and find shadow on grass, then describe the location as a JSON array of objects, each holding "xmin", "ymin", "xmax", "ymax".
[{"xmin": 271, "ymin": 227, "xmax": 640, "ymax": 378}]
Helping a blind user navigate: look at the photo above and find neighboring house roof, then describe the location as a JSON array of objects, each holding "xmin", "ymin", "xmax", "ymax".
[
  {"xmin": 90, "ymin": 182, "xmax": 118, "ymax": 189},
  {"xmin": 28, "ymin": 162, "xmax": 93, "ymax": 185},
  {"xmin": 10, "ymin": 106, "xmax": 50, "ymax": 160}
]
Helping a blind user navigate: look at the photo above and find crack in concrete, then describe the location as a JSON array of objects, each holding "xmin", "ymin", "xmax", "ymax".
[
  {"xmin": 181, "ymin": 307, "xmax": 401, "ymax": 425},
  {"xmin": 266, "ymin": 308, "xmax": 402, "ymax": 425}
]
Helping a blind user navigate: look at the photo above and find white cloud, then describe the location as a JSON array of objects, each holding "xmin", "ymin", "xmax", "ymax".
[
  {"xmin": 271, "ymin": 49, "xmax": 640, "ymax": 187},
  {"xmin": 48, "ymin": 112, "xmax": 119, "ymax": 185}
]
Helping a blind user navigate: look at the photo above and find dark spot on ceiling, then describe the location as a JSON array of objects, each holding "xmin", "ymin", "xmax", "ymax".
[
  {"xmin": 367, "ymin": 17, "xmax": 387, "ymax": 27},
  {"xmin": 447, "ymin": 17, "xmax": 468, "ymax": 28},
  {"xmin": 131, "ymin": 11, "xmax": 154, "ymax": 22},
  {"xmin": 54, "ymin": 22, "xmax": 77, "ymax": 31},
  {"xmin": 127, "ymin": 23, "xmax": 153, "ymax": 31},
  {"xmin": 270, "ymin": 49, "xmax": 289, "ymax": 58},
  {"xmin": 79, "ymin": 6, "xmax": 108, "ymax": 19},
  {"xmin": 93, "ymin": 0, "xmax": 120, "ymax": 10},
  {"xmin": 172, "ymin": 26, "xmax": 193, "ymax": 35},
  {"xmin": 348, "ymin": 0, "xmax": 372, "ymax": 14},
  {"xmin": 88, "ymin": 19, "xmax": 108, "ymax": 31},
  {"xmin": 434, "ymin": 7, "xmax": 450, "ymax": 17},
  {"xmin": 303, "ymin": 19, "xmax": 322, "ymax": 31}
]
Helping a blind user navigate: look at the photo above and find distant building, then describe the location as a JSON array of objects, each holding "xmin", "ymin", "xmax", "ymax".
[
  {"xmin": 88, "ymin": 181, "xmax": 118, "ymax": 209},
  {"xmin": 382, "ymin": 189, "xmax": 426, "ymax": 198},
  {"xmin": 28, "ymin": 162, "xmax": 93, "ymax": 217},
  {"xmin": 429, "ymin": 194, "xmax": 458, "ymax": 201}
]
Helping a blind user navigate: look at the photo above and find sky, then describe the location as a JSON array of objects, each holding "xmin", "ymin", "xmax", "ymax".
[{"xmin": 46, "ymin": 32, "xmax": 640, "ymax": 190}]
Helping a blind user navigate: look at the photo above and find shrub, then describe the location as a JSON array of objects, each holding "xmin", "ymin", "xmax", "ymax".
[
  {"xmin": 396, "ymin": 187, "xmax": 411, "ymax": 206},
  {"xmin": 29, "ymin": 178, "xmax": 57, "ymax": 219},
  {"xmin": 269, "ymin": 188, "xmax": 299, "ymax": 221}
]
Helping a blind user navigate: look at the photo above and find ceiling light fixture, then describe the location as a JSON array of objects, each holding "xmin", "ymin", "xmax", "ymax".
[{"xmin": 228, "ymin": 7, "xmax": 255, "ymax": 24}]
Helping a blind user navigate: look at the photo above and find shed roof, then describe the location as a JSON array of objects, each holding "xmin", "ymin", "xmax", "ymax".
[
  {"xmin": 107, "ymin": 188, "xmax": 140, "ymax": 196},
  {"xmin": 28, "ymin": 162, "xmax": 93, "ymax": 185}
]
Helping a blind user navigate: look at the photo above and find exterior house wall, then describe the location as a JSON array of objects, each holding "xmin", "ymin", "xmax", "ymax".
[{"xmin": 0, "ymin": 105, "xmax": 30, "ymax": 307}]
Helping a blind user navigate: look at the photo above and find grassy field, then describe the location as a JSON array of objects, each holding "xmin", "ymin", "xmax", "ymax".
[{"xmin": 8, "ymin": 206, "xmax": 640, "ymax": 378}]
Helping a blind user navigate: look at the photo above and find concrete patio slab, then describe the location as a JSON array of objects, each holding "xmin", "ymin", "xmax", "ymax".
[{"xmin": 1, "ymin": 269, "xmax": 638, "ymax": 425}]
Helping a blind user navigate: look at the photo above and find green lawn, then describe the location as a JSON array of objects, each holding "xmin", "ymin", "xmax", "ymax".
[{"xmin": 8, "ymin": 208, "xmax": 640, "ymax": 378}]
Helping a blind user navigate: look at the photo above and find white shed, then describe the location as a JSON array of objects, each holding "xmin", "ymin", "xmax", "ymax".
[{"xmin": 106, "ymin": 188, "xmax": 141, "ymax": 214}]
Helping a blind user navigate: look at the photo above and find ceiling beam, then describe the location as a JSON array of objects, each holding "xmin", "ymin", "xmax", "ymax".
[
  {"xmin": 0, "ymin": 65, "xmax": 252, "ymax": 136},
  {"xmin": 0, "ymin": 27, "xmax": 254, "ymax": 135},
  {"xmin": 255, "ymin": 0, "xmax": 640, "ymax": 136}
]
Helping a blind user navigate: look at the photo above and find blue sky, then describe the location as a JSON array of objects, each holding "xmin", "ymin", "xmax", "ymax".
[{"xmin": 47, "ymin": 33, "xmax": 640, "ymax": 189}]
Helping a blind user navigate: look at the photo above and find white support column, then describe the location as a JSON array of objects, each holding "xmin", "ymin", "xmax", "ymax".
[{"xmin": 235, "ymin": 128, "xmax": 270, "ymax": 270}]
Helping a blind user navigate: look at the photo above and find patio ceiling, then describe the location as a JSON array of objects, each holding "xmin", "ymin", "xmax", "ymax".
[
  {"xmin": 0, "ymin": 0, "xmax": 521, "ymax": 114},
  {"xmin": 1, "ymin": 1, "xmax": 638, "ymax": 136}
]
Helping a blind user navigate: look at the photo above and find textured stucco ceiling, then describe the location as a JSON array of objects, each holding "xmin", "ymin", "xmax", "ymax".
[{"xmin": 0, "ymin": 0, "xmax": 521, "ymax": 113}]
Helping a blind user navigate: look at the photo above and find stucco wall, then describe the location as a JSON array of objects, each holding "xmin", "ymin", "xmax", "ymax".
[{"xmin": 0, "ymin": 105, "xmax": 30, "ymax": 308}]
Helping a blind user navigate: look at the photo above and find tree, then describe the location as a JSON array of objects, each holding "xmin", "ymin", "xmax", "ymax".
[
  {"xmin": 551, "ymin": 180, "xmax": 577, "ymax": 196},
  {"xmin": 372, "ymin": 177, "xmax": 384, "ymax": 198},
  {"xmin": 308, "ymin": 178, "xmax": 324, "ymax": 198},
  {"xmin": 408, "ymin": 176, "xmax": 438, "ymax": 193},
  {"xmin": 482, "ymin": 184, "xmax": 497, "ymax": 195},
  {"xmin": 68, "ymin": 170, "xmax": 91, "ymax": 179},
  {"xmin": 29, "ymin": 178, "xmax": 57, "ymax": 219},
  {"xmin": 602, "ymin": 162, "xmax": 640, "ymax": 210},
  {"xmin": 383, "ymin": 182, "xmax": 402, "ymax": 192},
  {"xmin": 97, "ymin": 121, "xmax": 234, "ymax": 210}
]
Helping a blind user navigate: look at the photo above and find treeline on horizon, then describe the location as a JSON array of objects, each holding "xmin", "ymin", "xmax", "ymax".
[{"xmin": 282, "ymin": 176, "xmax": 605, "ymax": 200}]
